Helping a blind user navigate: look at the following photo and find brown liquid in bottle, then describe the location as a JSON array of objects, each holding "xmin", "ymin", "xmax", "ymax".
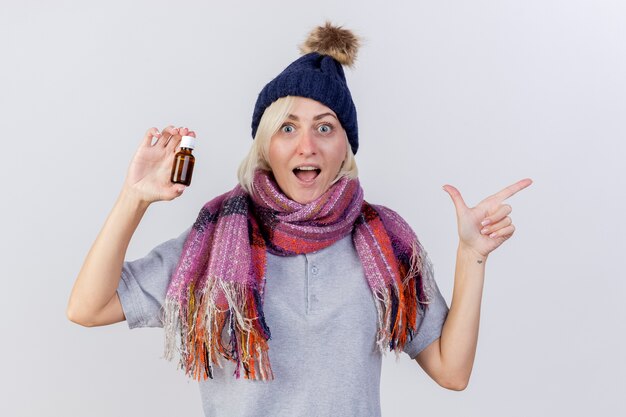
[{"xmin": 171, "ymin": 147, "xmax": 195, "ymax": 186}]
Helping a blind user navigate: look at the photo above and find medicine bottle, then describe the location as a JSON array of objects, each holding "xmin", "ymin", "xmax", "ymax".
[{"xmin": 171, "ymin": 135, "xmax": 196, "ymax": 186}]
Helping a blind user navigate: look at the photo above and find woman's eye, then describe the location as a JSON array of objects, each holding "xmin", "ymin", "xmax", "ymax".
[
  {"xmin": 281, "ymin": 125, "xmax": 294, "ymax": 133},
  {"xmin": 318, "ymin": 124, "xmax": 332, "ymax": 134}
]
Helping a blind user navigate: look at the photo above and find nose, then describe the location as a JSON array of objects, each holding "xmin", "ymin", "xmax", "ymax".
[{"xmin": 296, "ymin": 129, "xmax": 317, "ymax": 155}]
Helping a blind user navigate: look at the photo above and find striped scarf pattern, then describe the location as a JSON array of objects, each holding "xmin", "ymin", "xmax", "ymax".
[{"xmin": 163, "ymin": 170, "xmax": 435, "ymax": 381}]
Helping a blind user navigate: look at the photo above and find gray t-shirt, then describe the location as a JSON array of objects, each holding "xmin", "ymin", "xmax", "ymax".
[{"xmin": 117, "ymin": 227, "xmax": 449, "ymax": 417}]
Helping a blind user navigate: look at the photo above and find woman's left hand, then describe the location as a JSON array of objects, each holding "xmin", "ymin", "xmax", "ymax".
[{"xmin": 442, "ymin": 178, "xmax": 533, "ymax": 258}]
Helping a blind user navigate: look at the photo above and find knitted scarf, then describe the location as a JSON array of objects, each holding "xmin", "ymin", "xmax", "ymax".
[{"xmin": 162, "ymin": 169, "xmax": 435, "ymax": 381}]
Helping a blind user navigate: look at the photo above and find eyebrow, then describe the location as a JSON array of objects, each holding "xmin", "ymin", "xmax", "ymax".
[{"xmin": 286, "ymin": 112, "xmax": 338, "ymax": 121}]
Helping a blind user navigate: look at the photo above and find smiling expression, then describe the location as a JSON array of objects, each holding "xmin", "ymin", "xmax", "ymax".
[{"xmin": 268, "ymin": 97, "xmax": 348, "ymax": 204}]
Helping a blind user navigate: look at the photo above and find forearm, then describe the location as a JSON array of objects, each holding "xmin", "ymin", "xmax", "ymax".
[
  {"xmin": 67, "ymin": 187, "xmax": 149, "ymax": 323},
  {"xmin": 438, "ymin": 243, "xmax": 487, "ymax": 387}
]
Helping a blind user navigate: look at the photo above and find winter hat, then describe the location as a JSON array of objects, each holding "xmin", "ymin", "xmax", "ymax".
[{"xmin": 251, "ymin": 21, "xmax": 362, "ymax": 154}]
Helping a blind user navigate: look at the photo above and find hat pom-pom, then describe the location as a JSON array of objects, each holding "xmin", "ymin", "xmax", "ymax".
[{"xmin": 299, "ymin": 21, "xmax": 361, "ymax": 68}]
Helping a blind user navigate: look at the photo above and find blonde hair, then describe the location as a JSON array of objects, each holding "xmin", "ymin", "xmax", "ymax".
[{"xmin": 237, "ymin": 96, "xmax": 358, "ymax": 195}]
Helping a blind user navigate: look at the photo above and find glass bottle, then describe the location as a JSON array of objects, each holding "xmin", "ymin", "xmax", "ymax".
[{"xmin": 171, "ymin": 135, "xmax": 196, "ymax": 186}]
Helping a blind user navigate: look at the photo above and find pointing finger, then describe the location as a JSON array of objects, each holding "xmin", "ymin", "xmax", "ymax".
[{"xmin": 492, "ymin": 178, "xmax": 533, "ymax": 202}]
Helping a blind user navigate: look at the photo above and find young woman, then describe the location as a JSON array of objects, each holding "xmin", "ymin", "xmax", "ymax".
[{"xmin": 67, "ymin": 22, "xmax": 532, "ymax": 416}]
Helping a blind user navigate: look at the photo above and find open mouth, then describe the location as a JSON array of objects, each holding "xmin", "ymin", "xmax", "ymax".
[{"xmin": 293, "ymin": 166, "xmax": 321, "ymax": 182}]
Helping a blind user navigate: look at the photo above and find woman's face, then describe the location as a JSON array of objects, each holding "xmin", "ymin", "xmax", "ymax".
[{"xmin": 268, "ymin": 97, "xmax": 347, "ymax": 204}]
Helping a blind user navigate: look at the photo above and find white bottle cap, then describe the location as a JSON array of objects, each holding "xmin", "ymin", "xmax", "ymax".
[{"xmin": 180, "ymin": 135, "xmax": 196, "ymax": 150}]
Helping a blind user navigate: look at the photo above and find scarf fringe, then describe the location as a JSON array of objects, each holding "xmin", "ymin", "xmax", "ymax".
[
  {"xmin": 373, "ymin": 238, "xmax": 435, "ymax": 359},
  {"xmin": 411, "ymin": 239, "xmax": 436, "ymax": 307},
  {"xmin": 163, "ymin": 279, "xmax": 275, "ymax": 381}
]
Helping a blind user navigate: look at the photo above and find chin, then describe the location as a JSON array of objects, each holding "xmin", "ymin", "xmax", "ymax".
[
  {"xmin": 292, "ymin": 194, "xmax": 317, "ymax": 204},
  {"xmin": 290, "ymin": 189, "xmax": 323, "ymax": 204}
]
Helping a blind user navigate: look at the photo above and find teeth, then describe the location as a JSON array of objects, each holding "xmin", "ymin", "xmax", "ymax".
[{"xmin": 295, "ymin": 166, "xmax": 318, "ymax": 171}]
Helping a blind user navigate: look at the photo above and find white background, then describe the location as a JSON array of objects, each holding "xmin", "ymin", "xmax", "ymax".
[{"xmin": 1, "ymin": 0, "xmax": 624, "ymax": 416}]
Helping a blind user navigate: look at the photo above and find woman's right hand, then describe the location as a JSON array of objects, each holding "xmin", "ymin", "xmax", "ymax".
[
  {"xmin": 123, "ymin": 125, "xmax": 196, "ymax": 204},
  {"xmin": 68, "ymin": 125, "xmax": 195, "ymax": 327}
]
